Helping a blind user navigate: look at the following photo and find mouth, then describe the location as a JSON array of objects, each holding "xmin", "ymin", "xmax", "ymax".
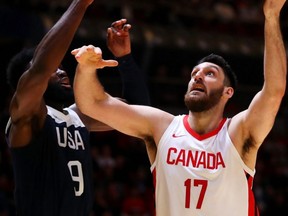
[
  {"xmin": 190, "ymin": 84, "xmax": 206, "ymax": 94},
  {"xmin": 192, "ymin": 88, "xmax": 204, "ymax": 92},
  {"xmin": 60, "ymin": 78, "xmax": 71, "ymax": 88},
  {"xmin": 61, "ymin": 83, "xmax": 71, "ymax": 88}
]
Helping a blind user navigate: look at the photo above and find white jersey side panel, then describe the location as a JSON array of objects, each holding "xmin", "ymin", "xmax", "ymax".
[{"xmin": 151, "ymin": 115, "xmax": 256, "ymax": 216}]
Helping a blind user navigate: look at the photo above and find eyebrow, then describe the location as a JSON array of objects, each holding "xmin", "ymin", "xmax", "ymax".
[
  {"xmin": 210, "ymin": 65, "xmax": 221, "ymax": 72},
  {"xmin": 193, "ymin": 64, "xmax": 221, "ymax": 72}
]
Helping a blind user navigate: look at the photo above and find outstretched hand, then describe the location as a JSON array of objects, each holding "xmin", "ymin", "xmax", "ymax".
[
  {"xmin": 107, "ymin": 18, "xmax": 132, "ymax": 57},
  {"xmin": 71, "ymin": 45, "xmax": 118, "ymax": 69}
]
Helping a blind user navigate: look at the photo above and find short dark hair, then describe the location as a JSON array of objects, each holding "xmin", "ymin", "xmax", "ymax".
[
  {"xmin": 6, "ymin": 47, "xmax": 35, "ymax": 90},
  {"xmin": 197, "ymin": 53, "xmax": 237, "ymax": 89}
]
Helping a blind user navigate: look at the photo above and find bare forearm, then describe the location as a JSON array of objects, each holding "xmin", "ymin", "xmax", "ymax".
[
  {"xmin": 263, "ymin": 7, "xmax": 287, "ymax": 95},
  {"xmin": 74, "ymin": 65, "xmax": 107, "ymax": 116},
  {"xmin": 33, "ymin": 0, "xmax": 92, "ymax": 74}
]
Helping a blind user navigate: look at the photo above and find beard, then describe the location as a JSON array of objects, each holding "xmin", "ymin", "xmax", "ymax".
[
  {"xmin": 184, "ymin": 86, "xmax": 224, "ymax": 113},
  {"xmin": 44, "ymin": 82, "xmax": 74, "ymax": 106}
]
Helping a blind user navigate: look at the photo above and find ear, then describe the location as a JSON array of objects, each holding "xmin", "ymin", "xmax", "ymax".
[{"xmin": 223, "ymin": 86, "xmax": 234, "ymax": 99}]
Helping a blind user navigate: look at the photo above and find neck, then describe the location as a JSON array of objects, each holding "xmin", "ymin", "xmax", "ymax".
[
  {"xmin": 46, "ymin": 101, "xmax": 65, "ymax": 113},
  {"xmin": 187, "ymin": 107, "xmax": 224, "ymax": 135}
]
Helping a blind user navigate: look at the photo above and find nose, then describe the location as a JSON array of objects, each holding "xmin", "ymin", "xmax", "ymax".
[
  {"xmin": 56, "ymin": 68, "xmax": 68, "ymax": 78},
  {"xmin": 193, "ymin": 71, "xmax": 203, "ymax": 82}
]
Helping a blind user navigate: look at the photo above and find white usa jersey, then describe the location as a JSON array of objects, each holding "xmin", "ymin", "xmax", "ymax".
[{"xmin": 151, "ymin": 115, "xmax": 259, "ymax": 216}]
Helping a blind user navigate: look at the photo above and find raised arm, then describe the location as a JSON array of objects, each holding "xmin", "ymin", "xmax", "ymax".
[
  {"xmin": 72, "ymin": 45, "xmax": 172, "ymax": 141},
  {"xmin": 107, "ymin": 19, "xmax": 151, "ymax": 105},
  {"xmin": 76, "ymin": 19, "xmax": 151, "ymax": 132},
  {"xmin": 229, "ymin": 0, "xmax": 287, "ymax": 169},
  {"xmin": 8, "ymin": 0, "xmax": 93, "ymax": 147}
]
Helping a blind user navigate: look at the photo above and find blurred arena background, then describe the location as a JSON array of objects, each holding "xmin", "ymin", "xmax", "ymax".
[{"xmin": 1, "ymin": 0, "xmax": 288, "ymax": 215}]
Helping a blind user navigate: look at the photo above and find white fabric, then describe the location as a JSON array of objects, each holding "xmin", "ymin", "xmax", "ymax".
[{"xmin": 151, "ymin": 115, "xmax": 255, "ymax": 216}]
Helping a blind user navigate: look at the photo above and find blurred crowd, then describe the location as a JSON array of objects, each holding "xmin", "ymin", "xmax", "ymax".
[{"xmin": 1, "ymin": 0, "xmax": 288, "ymax": 215}]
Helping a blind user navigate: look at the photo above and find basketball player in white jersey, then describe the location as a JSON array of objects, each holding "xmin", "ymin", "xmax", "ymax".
[{"xmin": 72, "ymin": 0, "xmax": 287, "ymax": 215}]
